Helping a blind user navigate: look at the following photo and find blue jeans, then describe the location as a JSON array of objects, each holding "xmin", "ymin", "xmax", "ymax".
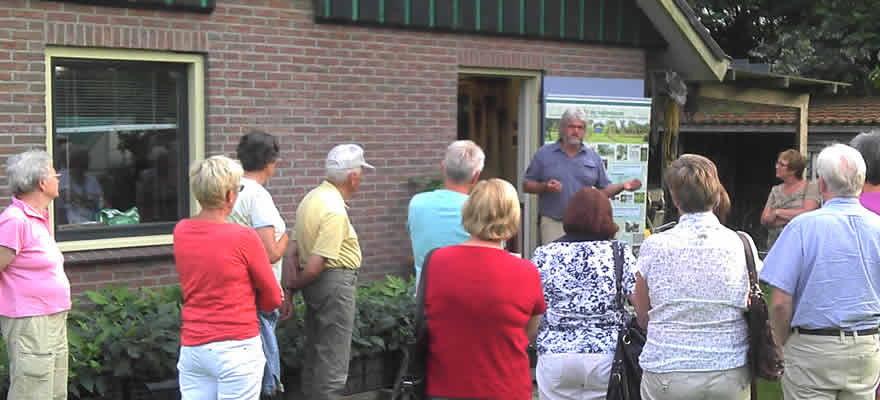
[{"xmin": 259, "ymin": 309, "xmax": 282, "ymax": 396}]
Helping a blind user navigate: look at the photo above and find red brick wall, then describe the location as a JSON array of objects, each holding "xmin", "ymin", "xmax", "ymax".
[{"xmin": 1, "ymin": 0, "xmax": 646, "ymax": 287}]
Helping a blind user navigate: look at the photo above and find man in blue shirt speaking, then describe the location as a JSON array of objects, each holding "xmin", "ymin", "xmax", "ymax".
[
  {"xmin": 761, "ymin": 144, "xmax": 880, "ymax": 400},
  {"xmin": 524, "ymin": 107, "xmax": 641, "ymax": 244},
  {"xmin": 408, "ymin": 140, "xmax": 485, "ymax": 286}
]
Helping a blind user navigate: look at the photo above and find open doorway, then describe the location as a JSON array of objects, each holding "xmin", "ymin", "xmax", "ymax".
[{"xmin": 457, "ymin": 70, "xmax": 541, "ymax": 257}]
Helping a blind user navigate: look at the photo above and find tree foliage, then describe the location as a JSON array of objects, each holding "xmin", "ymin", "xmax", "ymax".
[{"xmin": 688, "ymin": 0, "xmax": 880, "ymax": 94}]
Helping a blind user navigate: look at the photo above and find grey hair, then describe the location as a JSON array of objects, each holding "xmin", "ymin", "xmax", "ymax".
[
  {"xmin": 815, "ymin": 144, "xmax": 866, "ymax": 198},
  {"xmin": 560, "ymin": 107, "xmax": 588, "ymax": 128},
  {"xmin": 444, "ymin": 140, "xmax": 485, "ymax": 184},
  {"xmin": 850, "ymin": 130, "xmax": 880, "ymax": 185},
  {"xmin": 326, "ymin": 167, "xmax": 359, "ymax": 185},
  {"xmin": 7, "ymin": 150, "xmax": 52, "ymax": 196}
]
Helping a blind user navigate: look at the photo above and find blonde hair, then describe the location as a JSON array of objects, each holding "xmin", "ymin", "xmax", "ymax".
[
  {"xmin": 189, "ymin": 155, "xmax": 243, "ymax": 209},
  {"xmin": 462, "ymin": 178, "xmax": 521, "ymax": 241},
  {"xmin": 665, "ymin": 154, "xmax": 722, "ymax": 213}
]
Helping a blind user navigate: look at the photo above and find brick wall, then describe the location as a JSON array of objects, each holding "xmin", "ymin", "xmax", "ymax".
[{"xmin": 0, "ymin": 0, "xmax": 646, "ymax": 287}]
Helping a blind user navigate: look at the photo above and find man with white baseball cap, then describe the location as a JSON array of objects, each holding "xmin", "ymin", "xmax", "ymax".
[{"xmin": 288, "ymin": 144, "xmax": 373, "ymax": 400}]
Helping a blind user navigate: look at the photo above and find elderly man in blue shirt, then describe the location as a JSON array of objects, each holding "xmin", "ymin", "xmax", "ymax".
[
  {"xmin": 407, "ymin": 140, "xmax": 484, "ymax": 287},
  {"xmin": 761, "ymin": 143, "xmax": 880, "ymax": 400},
  {"xmin": 524, "ymin": 107, "xmax": 641, "ymax": 244}
]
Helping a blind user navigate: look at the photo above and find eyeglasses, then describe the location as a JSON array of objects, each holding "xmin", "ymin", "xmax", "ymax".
[
  {"xmin": 239, "ymin": 184, "xmax": 245, "ymax": 192},
  {"xmin": 775, "ymin": 161, "xmax": 789, "ymax": 168}
]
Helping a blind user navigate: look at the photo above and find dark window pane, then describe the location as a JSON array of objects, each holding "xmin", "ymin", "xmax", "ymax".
[
  {"xmin": 435, "ymin": 0, "xmax": 455, "ymax": 29},
  {"xmin": 359, "ymin": 0, "xmax": 382, "ymax": 23},
  {"xmin": 502, "ymin": 0, "xmax": 521, "ymax": 34},
  {"xmin": 52, "ymin": 59, "xmax": 189, "ymax": 241},
  {"xmin": 480, "ymin": 0, "xmax": 499, "ymax": 33},
  {"xmin": 412, "ymin": 0, "xmax": 430, "ymax": 25},
  {"xmin": 385, "ymin": 0, "xmax": 407, "ymax": 25},
  {"xmin": 544, "ymin": 0, "xmax": 562, "ymax": 39},
  {"xmin": 564, "ymin": 0, "xmax": 581, "ymax": 39},
  {"xmin": 459, "ymin": 0, "xmax": 476, "ymax": 31}
]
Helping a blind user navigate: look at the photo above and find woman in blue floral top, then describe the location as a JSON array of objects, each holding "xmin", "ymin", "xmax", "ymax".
[{"xmin": 532, "ymin": 187, "xmax": 637, "ymax": 400}]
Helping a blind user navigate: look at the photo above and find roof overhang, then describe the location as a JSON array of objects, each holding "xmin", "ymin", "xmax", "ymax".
[
  {"xmin": 636, "ymin": 0, "xmax": 730, "ymax": 82},
  {"xmin": 724, "ymin": 69, "xmax": 850, "ymax": 94}
]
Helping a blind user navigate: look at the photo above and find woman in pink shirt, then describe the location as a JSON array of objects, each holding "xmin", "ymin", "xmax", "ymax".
[
  {"xmin": 851, "ymin": 131, "xmax": 880, "ymax": 215},
  {"xmin": 173, "ymin": 155, "xmax": 282, "ymax": 400},
  {"xmin": 0, "ymin": 150, "xmax": 71, "ymax": 400}
]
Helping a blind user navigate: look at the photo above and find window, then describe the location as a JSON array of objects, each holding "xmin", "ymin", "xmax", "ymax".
[{"xmin": 46, "ymin": 48, "xmax": 205, "ymax": 251}]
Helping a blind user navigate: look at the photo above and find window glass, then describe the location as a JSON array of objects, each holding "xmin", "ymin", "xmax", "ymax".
[{"xmin": 52, "ymin": 59, "xmax": 189, "ymax": 241}]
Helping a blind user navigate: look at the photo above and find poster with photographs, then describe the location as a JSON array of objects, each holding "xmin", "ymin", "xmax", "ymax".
[{"xmin": 545, "ymin": 96, "xmax": 651, "ymax": 247}]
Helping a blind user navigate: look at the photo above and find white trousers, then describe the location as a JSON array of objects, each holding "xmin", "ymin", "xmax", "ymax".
[
  {"xmin": 177, "ymin": 335, "xmax": 265, "ymax": 400},
  {"xmin": 537, "ymin": 353, "xmax": 614, "ymax": 400}
]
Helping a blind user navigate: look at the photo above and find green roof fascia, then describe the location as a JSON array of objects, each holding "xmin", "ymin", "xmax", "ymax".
[{"xmin": 654, "ymin": 0, "xmax": 729, "ymax": 81}]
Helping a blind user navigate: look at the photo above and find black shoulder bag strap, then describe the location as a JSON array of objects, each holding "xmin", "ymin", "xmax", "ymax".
[
  {"xmin": 393, "ymin": 248, "xmax": 437, "ymax": 400},
  {"xmin": 612, "ymin": 241, "xmax": 625, "ymax": 312},
  {"xmin": 413, "ymin": 248, "xmax": 437, "ymax": 346},
  {"xmin": 737, "ymin": 232, "xmax": 759, "ymax": 400}
]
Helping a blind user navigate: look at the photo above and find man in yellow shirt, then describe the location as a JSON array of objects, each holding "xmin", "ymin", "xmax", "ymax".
[{"xmin": 289, "ymin": 144, "xmax": 373, "ymax": 400}]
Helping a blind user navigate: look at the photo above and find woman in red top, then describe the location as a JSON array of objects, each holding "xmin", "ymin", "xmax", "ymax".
[
  {"xmin": 173, "ymin": 155, "xmax": 282, "ymax": 400},
  {"xmin": 424, "ymin": 178, "xmax": 547, "ymax": 400}
]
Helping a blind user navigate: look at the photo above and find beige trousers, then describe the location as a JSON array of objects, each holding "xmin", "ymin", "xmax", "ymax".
[
  {"xmin": 641, "ymin": 366, "xmax": 749, "ymax": 400},
  {"xmin": 540, "ymin": 216, "xmax": 565, "ymax": 245},
  {"xmin": 782, "ymin": 331, "xmax": 880, "ymax": 400},
  {"xmin": 0, "ymin": 311, "xmax": 69, "ymax": 400}
]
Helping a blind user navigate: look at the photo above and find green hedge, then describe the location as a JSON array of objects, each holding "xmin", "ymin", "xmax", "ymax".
[{"xmin": 0, "ymin": 275, "xmax": 416, "ymax": 399}]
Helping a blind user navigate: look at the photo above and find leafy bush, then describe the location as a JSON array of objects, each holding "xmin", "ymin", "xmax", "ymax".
[
  {"xmin": 0, "ymin": 276, "xmax": 415, "ymax": 398},
  {"xmin": 278, "ymin": 275, "xmax": 416, "ymax": 370},
  {"xmin": 67, "ymin": 285, "xmax": 183, "ymax": 398}
]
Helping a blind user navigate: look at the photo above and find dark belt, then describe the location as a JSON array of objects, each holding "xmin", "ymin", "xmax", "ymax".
[{"xmin": 792, "ymin": 327, "xmax": 879, "ymax": 336}]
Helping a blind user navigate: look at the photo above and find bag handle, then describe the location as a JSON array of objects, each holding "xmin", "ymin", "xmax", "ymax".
[
  {"xmin": 737, "ymin": 232, "xmax": 760, "ymax": 294},
  {"xmin": 612, "ymin": 241, "xmax": 625, "ymax": 312},
  {"xmin": 413, "ymin": 248, "xmax": 437, "ymax": 347},
  {"xmin": 737, "ymin": 231, "xmax": 760, "ymax": 400}
]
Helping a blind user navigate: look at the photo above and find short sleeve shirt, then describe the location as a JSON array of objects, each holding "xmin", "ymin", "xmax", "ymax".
[
  {"xmin": 764, "ymin": 180, "xmax": 821, "ymax": 249},
  {"xmin": 294, "ymin": 181, "xmax": 362, "ymax": 269},
  {"xmin": 228, "ymin": 177, "xmax": 287, "ymax": 286},
  {"xmin": 0, "ymin": 197, "xmax": 71, "ymax": 318},
  {"xmin": 636, "ymin": 212, "xmax": 749, "ymax": 373},
  {"xmin": 407, "ymin": 189, "xmax": 469, "ymax": 285},
  {"xmin": 760, "ymin": 198, "xmax": 880, "ymax": 330},
  {"xmin": 532, "ymin": 240, "xmax": 637, "ymax": 355},
  {"xmin": 524, "ymin": 142, "xmax": 611, "ymax": 220}
]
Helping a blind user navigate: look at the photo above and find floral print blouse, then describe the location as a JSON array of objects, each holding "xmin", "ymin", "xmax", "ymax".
[{"xmin": 532, "ymin": 240, "xmax": 637, "ymax": 355}]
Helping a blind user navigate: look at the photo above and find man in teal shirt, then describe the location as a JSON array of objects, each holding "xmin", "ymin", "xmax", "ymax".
[{"xmin": 408, "ymin": 140, "xmax": 485, "ymax": 286}]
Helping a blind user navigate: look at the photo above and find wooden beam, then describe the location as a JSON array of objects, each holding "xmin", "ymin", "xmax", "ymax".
[
  {"xmin": 696, "ymin": 84, "xmax": 808, "ymax": 108},
  {"xmin": 752, "ymin": 77, "xmax": 790, "ymax": 89},
  {"xmin": 696, "ymin": 84, "xmax": 810, "ymax": 155}
]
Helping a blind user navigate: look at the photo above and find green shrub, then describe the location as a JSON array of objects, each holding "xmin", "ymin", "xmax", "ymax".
[
  {"xmin": 0, "ymin": 276, "xmax": 416, "ymax": 398},
  {"xmin": 67, "ymin": 285, "xmax": 183, "ymax": 398},
  {"xmin": 278, "ymin": 275, "xmax": 416, "ymax": 370}
]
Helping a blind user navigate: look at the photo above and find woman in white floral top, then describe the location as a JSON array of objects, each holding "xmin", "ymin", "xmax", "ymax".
[
  {"xmin": 633, "ymin": 154, "xmax": 754, "ymax": 400},
  {"xmin": 532, "ymin": 187, "xmax": 637, "ymax": 400}
]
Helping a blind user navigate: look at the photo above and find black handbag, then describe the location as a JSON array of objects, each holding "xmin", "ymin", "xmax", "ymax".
[
  {"xmin": 391, "ymin": 249, "xmax": 437, "ymax": 400},
  {"xmin": 606, "ymin": 241, "xmax": 646, "ymax": 400},
  {"xmin": 737, "ymin": 232, "xmax": 784, "ymax": 399}
]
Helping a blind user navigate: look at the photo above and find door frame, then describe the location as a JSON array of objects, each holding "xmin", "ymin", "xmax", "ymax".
[{"xmin": 458, "ymin": 67, "xmax": 543, "ymax": 259}]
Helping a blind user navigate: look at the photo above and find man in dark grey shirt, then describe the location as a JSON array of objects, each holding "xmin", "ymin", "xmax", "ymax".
[{"xmin": 524, "ymin": 107, "xmax": 641, "ymax": 244}]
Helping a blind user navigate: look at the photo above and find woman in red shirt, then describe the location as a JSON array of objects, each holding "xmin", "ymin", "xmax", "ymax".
[
  {"xmin": 424, "ymin": 178, "xmax": 546, "ymax": 400},
  {"xmin": 173, "ymin": 155, "xmax": 282, "ymax": 400}
]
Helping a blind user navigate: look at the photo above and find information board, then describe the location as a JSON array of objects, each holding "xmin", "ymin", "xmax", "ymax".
[{"xmin": 545, "ymin": 96, "xmax": 651, "ymax": 246}]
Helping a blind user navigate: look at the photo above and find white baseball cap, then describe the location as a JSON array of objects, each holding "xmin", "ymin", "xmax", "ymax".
[{"xmin": 326, "ymin": 144, "xmax": 375, "ymax": 170}]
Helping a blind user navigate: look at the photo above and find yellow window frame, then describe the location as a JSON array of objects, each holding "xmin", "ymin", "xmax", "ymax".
[{"xmin": 45, "ymin": 47, "xmax": 205, "ymax": 252}]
